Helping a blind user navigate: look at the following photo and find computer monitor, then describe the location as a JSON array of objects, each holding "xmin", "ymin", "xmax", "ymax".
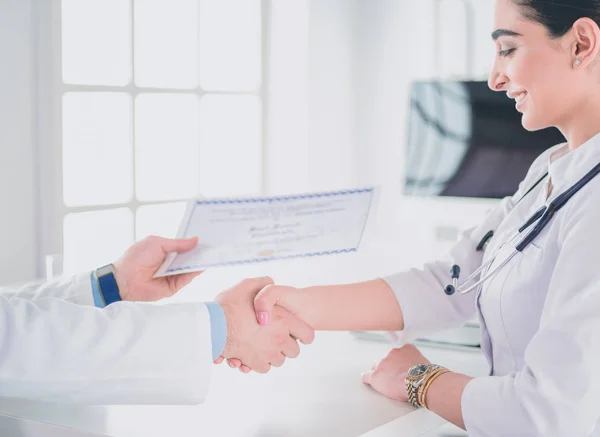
[{"xmin": 403, "ymin": 80, "xmax": 565, "ymax": 199}]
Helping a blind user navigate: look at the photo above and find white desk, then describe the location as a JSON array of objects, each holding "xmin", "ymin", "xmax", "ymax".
[
  {"xmin": 0, "ymin": 238, "xmax": 488, "ymax": 436},
  {"xmin": 0, "ymin": 332, "xmax": 487, "ymax": 437}
]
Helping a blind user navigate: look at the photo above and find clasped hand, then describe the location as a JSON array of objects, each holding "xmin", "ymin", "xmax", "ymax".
[
  {"xmin": 218, "ymin": 284, "xmax": 432, "ymax": 407},
  {"xmin": 214, "ymin": 279, "xmax": 314, "ymax": 374},
  {"xmin": 110, "ymin": 235, "xmax": 315, "ymax": 374}
]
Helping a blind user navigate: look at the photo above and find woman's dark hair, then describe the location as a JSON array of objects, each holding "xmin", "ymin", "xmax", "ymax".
[{"xmin": 514, "ymin": 0, "xmax": 600, "ymax": 38}]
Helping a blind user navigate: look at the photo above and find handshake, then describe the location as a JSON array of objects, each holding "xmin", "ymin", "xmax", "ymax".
[{"xmin": 213, "ymin": 277, "xmax": 313, "ymax": 374}]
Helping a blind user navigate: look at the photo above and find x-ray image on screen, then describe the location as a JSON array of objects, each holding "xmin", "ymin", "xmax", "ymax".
[{"xmin": 403, "ymin": 80, "xmax": 565, "ymax": 199}]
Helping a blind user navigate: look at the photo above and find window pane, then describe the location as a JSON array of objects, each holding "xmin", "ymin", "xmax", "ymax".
[
  {"xmin": 199, "ymin": 0, "xmax": 261, "ymax": 91},
  {"xmin": 135, "ymin": 94, "xmax": 200, "ymax": 201},
  {"xmin": 200, "ymin": 95, "xmax": 262, "ymax": 197},
  {"xmin": 62, "ymin": 0, "xmax": 131, "ymax": 85},
  {"xmin": 63, "ymin": 92, "xmax": 133, "ymax": 206},
  {"xmin": 136, "ymin": 202, "xmax": 187, "ymax": 241},
  {"xmin": 63, "ymin": 208, "xmax": 133, "ymax": 276},
  {"xmin": 134, "ymin": 0, "xmax": 199, "ymax": 89}
]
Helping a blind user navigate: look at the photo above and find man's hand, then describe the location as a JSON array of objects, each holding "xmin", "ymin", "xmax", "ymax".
[
  {"xmin": 215, "ymin": 278, "xmax": 314, "ymax": 374},
  {"xmin": 113, "ymin": 235, "xmax": 201, "ymax": 302},
  {"xmin": 224, "ymin": 284, "xmax": 308, "ymax": 371},
  {"xmin": 361, "ymin": 345, "xmax": 430, "ymax": 402}
]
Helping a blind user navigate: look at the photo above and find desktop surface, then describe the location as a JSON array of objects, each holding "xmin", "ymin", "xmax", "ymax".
[
  {"xmin": 0, "ymin": 332, "xmax": 487, "ymax": 437},
  {"xmin": 0, "ymin": 227, "xmax": 489, "ymax": 436}
]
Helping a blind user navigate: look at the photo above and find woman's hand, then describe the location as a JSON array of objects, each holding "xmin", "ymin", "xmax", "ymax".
[
  {"xmin": 363, "ymin": 345, "xmax": 470, "ymax": 430},
  {"xmin": 361, "ymin": 344, "xmax": 430, "ymax": 402},
  {"xmin": 220, "ymin": 284, "xmax": 308, "ymax": 372},
  {"xmin": 219, "ymin": 279, "xmax": 405, "ymax": 371}
]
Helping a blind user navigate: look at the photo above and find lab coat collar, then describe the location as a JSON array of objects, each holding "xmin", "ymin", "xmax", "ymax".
[{"xmin": 546, "ymin": 131, "xmax": 600, "ymax": 200}]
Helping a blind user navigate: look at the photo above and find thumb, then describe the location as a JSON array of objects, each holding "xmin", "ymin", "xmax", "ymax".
[
  {"xmin": 158, "ymin": 236, "xmax": 199, "ymax": 253},
  {"xmin": 254, "ymin": 284, "xmax": 282, "ymax": 326}
]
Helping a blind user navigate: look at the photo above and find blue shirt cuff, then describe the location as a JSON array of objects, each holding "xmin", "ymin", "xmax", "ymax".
[
  {"xmin": 205, "ymin": 302, "xmax": 227, "ymax": 361},
  {"xmin": 90, "ymin": 271, "xmax": 106, "ymax": 308}
]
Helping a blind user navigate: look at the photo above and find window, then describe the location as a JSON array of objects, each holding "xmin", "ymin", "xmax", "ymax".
[{"xmin": 48, "ymin": 0, "xmax": 263, "ymax": 276}]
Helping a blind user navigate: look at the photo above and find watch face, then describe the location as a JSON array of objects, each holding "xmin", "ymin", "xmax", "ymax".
[
  {"xmin": 96, "ymin": 264, "xmax": 115, "ymax": 277},
  {"xmin": 409, "ymin": 364, "xmax": 429, "ymax": 378}
]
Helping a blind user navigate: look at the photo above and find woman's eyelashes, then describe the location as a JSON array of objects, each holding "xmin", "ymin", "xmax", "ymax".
[{"xmin": 498, "ymin": 47, "xmax": 516, "ymax": 57}]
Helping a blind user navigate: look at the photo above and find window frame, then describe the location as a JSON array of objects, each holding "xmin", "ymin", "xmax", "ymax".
[{"xmin": 33, "ymin": 0, "xmax": 270, "ymax": 277}]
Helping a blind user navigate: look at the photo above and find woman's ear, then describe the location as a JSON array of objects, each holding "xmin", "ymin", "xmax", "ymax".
[{"xmin": 570, "ymin": 17, "xmax": 600, "ymax": 67}]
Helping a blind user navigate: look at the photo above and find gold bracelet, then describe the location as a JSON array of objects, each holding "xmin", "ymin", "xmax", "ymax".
[
  {"xmin": 416, "ymin": 367, "xmax": 446, "ymax": 408},
  {"xmin": 421, "ymin": 369, "xmax": 449, "ymax": 410}
]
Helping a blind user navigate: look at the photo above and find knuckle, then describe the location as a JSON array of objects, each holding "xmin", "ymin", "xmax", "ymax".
[
  {"xmin": 260, "ymin": 284, "xmax": 275, "ymax": 295},
  {"xmin": 258, "ymin": 363, "xmax": 271, "ymax": 374},
  {"xmin": 389, "ymin": 348, "xmax": 402, "ymax": 357},
  {"xmin": 272, "ymin": 311, "xmax": 286, "ymax": 323},
  {"xmin": 271, "ymin": 354, "xmax": 285, "ymax": 367},
  {"xmin": 262, "ymin": 276, "xmax": 275, "ymax": 285},
  {"xmin": 241, "ymin": 278, "xmax": 254, "ymax": 286},
  {"xmin": 273, "ymin": 332, "xmax": 287, "ymax": 346}
]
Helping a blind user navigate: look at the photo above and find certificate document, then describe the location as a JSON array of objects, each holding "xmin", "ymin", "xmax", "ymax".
[{"xmin": 154, "ymin": 187, "xmax": 378, "ymax": 277}]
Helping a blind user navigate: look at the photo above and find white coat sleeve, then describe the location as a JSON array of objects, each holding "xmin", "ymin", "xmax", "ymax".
[
  {"xmin": 0, "ymin": 296, "xmax": 214, "ymax": 405},
  {"xmin": 382, "ymin": 147, "xmax": 556, "ymax": 343},
  {"xmin": 461, "ymin": 188, "xmax": 600, "ymax": 437},
  {"xmin": 381, "ymin": 196, "xmax": 514, "ymax": 342},
  {"xmin": 0, "ymin": 273, "xmax": 94, "ymax": 306}
]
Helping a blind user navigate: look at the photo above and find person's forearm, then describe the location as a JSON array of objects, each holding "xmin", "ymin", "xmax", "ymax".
[
  {"xmin": 288, "ymin": 279, "xmax": 404, "ymax": 331},
  {"xmin": 1, "ymin": 273, "xmax": 95, "ymax": 306},
  {"xmin": 425, "ymin": 371, "xmax": 472, "ymax": 429}
]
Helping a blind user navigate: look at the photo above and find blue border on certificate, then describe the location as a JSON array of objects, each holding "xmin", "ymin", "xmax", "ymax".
[{"xmin": 166, "ymin": 188, "xmax": 375, "ymax": 273}]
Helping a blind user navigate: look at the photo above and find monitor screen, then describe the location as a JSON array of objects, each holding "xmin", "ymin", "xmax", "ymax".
[{"xmin": 403, "ymin": 80, "xmax": 565, "ymax": 199}]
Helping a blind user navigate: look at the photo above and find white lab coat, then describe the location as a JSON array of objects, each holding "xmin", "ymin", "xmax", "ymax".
[
  {"xmin": 385, "ymin": 132, "xmax": 600, "ymax": 437},
  {"xmin": 0, "ymin": 274, "xmax": 214, "ymax": 404}
]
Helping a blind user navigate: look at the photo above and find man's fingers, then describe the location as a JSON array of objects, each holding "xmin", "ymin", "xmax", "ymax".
[
  {"xmin": 214, "ymin": 356, "xmax": 224, "ymax": 364},
  {"xmin": 153, "ymin": 236, "xmax": 199, "ymax": 253},
  {"xmin": 228, "ymin": 359, "xmax": 242, "ymax": 368},
  {"xmin": 285, "ymin": 312, "xmax": 315, "ymax": 345},
  {"xmin": 270, "ymin": 353, "xmax": 286, "ymax": 368},
  {"xmin": 171, "ymin": 271, "xmax": 203, "ymax": 291},
  {"xmin": 281, "ymin": 338, "xmax": 301, "ymax": 359},
  {"xmin": 240, "ymin": 364, "xmax": 252, "ymax": 373},
  {"xmin": 253, "ymin": 284, "xmax": 281, "ymax": 326},
  {"xmin": 253, "ymin": 362, "xmax": 272, "ymax": 374}
]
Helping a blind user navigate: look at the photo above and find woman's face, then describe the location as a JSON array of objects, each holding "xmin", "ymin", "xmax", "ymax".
[{"xmin": 488, "ymin": 0, "xmax": 583, "ymax": 131}]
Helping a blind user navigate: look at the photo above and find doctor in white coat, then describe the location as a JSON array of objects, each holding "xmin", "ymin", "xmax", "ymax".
[
  {"xmin": 0, "ymin": 235, "xmax": 314, "ymax": 404},
  {"xmin": 225, "ymin": 0, "xmax": 600, "ymax": 435}
]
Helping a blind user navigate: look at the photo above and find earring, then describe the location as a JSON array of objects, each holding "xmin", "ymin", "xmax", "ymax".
[{"xmin": 574, "ymin": 58, "xmax": 582, "ymax": 67}]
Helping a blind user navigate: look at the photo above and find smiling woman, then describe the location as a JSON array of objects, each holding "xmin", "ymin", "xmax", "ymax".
[
  {"xmin": 488, "ymin": 0, "xmax": 600, "ymax": 143},
  {"xmin": 225, "ymin": 1, "xmax": 600, "ymax": 436}
]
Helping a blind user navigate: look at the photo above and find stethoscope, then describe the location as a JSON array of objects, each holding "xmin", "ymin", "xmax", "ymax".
[{"xmin": 444, "ymin": 161, "xmax": 600, "ymax": 296}]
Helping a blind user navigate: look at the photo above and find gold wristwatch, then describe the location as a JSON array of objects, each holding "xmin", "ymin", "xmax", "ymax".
[{"xmin": 405, "ymin": 363, "xmax": 445, "ymax": 408}]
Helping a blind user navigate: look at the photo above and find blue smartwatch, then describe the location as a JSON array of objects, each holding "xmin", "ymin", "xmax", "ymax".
[{"xmin": 95, "ymin": 264, "xmax": 122, "ymax": 305}]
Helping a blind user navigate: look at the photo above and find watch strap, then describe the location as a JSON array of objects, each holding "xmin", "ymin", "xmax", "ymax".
[
  {"xmin": 95, "ymin": 264, "xmax": 122, "ymax": 305},
  {"xmin": 405, "ymin": 364, "xmax": 444, "ymax": 408}
]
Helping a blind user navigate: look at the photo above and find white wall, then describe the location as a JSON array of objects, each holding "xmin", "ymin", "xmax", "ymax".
[
  {"xmin": 0, "ymin": 0, "xmax": 497, "ymax": 285},
  {"xmin": 349, "ymin": 0, "xmax": 498, "ymax": 258},
  {"xmin": 306, "ymin": 0, "xmax": 357, "ymax": 191},
  {"xmin": 265, "ymin": 0, "xmax": 358, "ymax": 195},
  {"xmin": 352, "ymin": 0, "xmax": 495, "ymax": 200},
  {"xmin": 0, "ymin": 0, "xmax": 39, "ymax": 285}
]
